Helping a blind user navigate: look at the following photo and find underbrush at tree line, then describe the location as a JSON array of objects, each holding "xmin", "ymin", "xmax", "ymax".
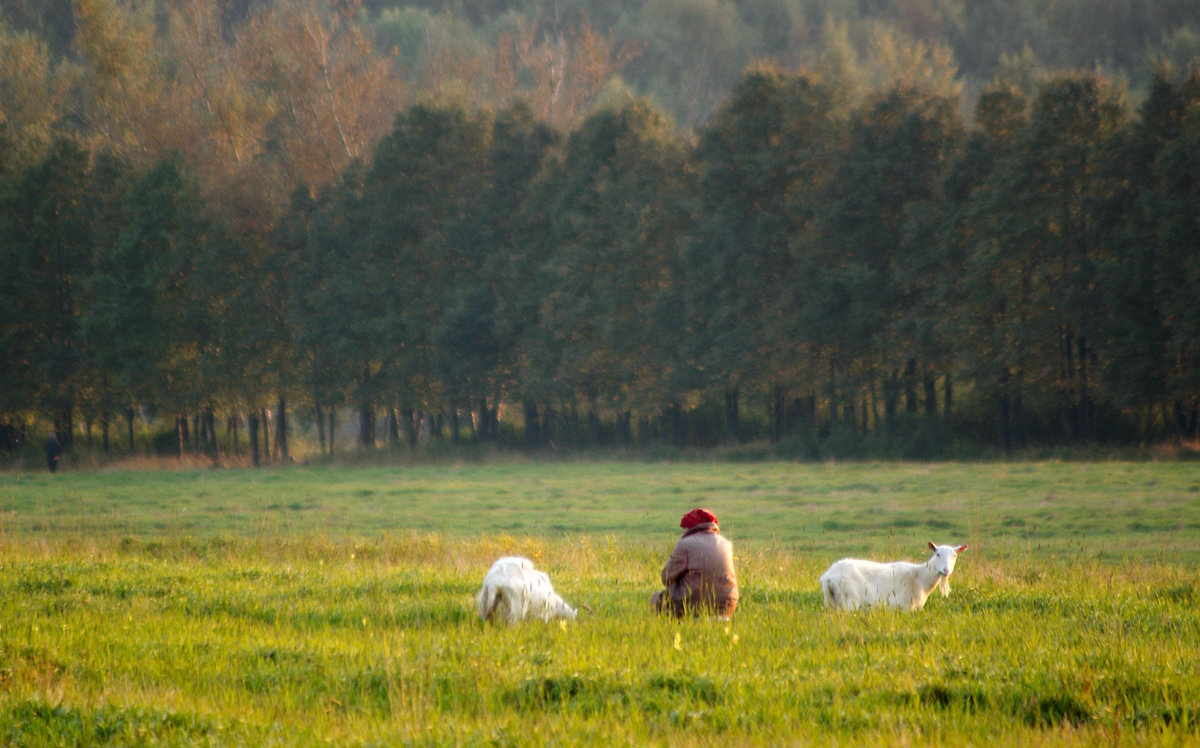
[{"xmin": 5, "ymin": 412, "xmax": 1200, "ymax": 473}]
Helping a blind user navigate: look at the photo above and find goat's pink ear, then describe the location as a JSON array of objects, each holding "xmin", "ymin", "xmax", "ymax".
[
  {"xmin": 956, "ymin": 544, "xmax": 968, "ymax": 553},
  {"xmin": 928, "ymin": 540, "xmax": 937, "ymax": 551}
]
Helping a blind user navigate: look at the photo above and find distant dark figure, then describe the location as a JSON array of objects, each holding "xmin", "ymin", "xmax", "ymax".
[
  {"xmin": 651, "ymin": 508, "xmax": 740, "ymax": 619},
  {"xmin": 46, "ymin": 431, "xmax": 62, "ymax": 473}
]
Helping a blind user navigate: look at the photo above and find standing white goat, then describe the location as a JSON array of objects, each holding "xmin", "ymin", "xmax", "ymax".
[
  {"xmin": 475, "ymin": 556, "xmax": 584, "ymax": 624},
  {"xmin": 819, "ymin": 541, "xmax": 968, "ymax": 611}
]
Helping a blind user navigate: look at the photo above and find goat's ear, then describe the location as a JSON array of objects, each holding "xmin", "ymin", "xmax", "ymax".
[
  {"xmin": 955, "ymin": 544, "xmax": 968, "ymax": 553},
  {"xmin": 928, "ymin": 540, "xmax": 937, "ymax": 551}
]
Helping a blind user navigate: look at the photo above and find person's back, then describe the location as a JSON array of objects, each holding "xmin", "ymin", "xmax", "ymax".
[{"xmin": 653, "ymin": 509, "xmax": 739, "ymax": 618}]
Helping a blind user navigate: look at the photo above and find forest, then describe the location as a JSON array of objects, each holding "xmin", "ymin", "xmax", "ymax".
[{"xmin": 2, "ymin": 0, "xmax": 1200, "ymax": 462}]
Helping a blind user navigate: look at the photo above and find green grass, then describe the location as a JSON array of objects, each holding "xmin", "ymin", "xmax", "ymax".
[{"xmin": 1, "ymin": 461, "xmax": 1198, "ymax": 745}]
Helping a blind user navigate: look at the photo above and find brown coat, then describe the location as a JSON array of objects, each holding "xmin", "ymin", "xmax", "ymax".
[{"xmin": 658, "ymin": 522, "xmax": 739, "ymax": 617}]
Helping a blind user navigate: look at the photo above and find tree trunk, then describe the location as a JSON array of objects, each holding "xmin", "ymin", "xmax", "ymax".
[
  {"xmin": 566, "ymin": 402, "xmax": 581, "ymax": 446},
  {"xmin": 904, "ymin": 358, "xmax": 919, "ymax": 414},
  {"xmin": 229, "ymin": 416, "xmax": 240, "ymax": 457},
  {"xmin": 1013, "ymin": 394, "xmax": 1025, "ymax": 447},
  {"xmin": 276, "ymin": 397, "xmax": 288, "ymax": 462},
  {"xmin": 249, "ymin": 413, "xmax": 261, "ymax": 467},
  {"xmin": 884, "ymin": 370, "xmax": 899, "ymax": 430},
  {"xmin": 126, "ymin": 408, "xmax": 135, "ymax": 453},
  {"xmin": 724, "ymin": 388, "xmax": 740, "ymax": 444},
  {"xmin": 639, "ymin": 416, "xmax": 653, "ymax": 445},
  {"xmin": 386, "ymin": 407, "xmax": 399, "ymax": 445},
  {"xmin": 1060, "ymin": 330, "xmax": 1079, "ymax": 442},
  {"xmin": 1000, "ymin": 391, "xmax": 1026, "ymax": 453},
  {"xmin": 523, "ymin": 400, "xmax": 540, "ymax": 449},
  {"xmin": 1176, "ymin": 401, "xmax": 1195, "ymax": 441},
  {"xmin": 617, "ymin": 411, "xmax": 632, "ymax": 446},
  {"xmin": 176, "ymin": 416, "xmax": 187, "ymax": 459},
  {"xmin": 328, "ymin": 409, "xmax": 336, "ymax": 454},
  {"xmin": 1078, "ymin": 335, "xmax": 1092, "ymax": 441},
  {"xmin": 206, "ymin": 410, "xmax": 219, "ymax": 466},
  {"xmin": 924, "ymin": 374, "xmax": 938, "ymax": 420},
  {"xmin": 583, "ymin": 409, "xmax": 598, "ymax": 445},
  {"xmin": 996, "ymin": 393, "xmax": 1012, "ymax": 455},
  {"xmin": 827, "ymin": 361, "xmax": 839, "ymax": 428},
  {"xmin": 315, "ymin": 403, "xmax": 326, "ymax": 454},
  {"xmin": 666, "ymin": 402, "xmax": 683, "ymax": 447},
  {"xmin": 55, "ymin": 410, "xmax": 73, "ymax": 450},
  {"xmin": 401, "ymin": 405, "xmax": 416, "ymax": 448},
  {"xmin": 770, "ymin": 384, "xmax": 786, "ymax": 442},
  {"xmin": 261, "ymin": 409, "xmax": 271, "ymax": 462},
  {"xmin": 480, "ymin": 397, "xmax": 499, "ymax": 442},
  {"xmin": 359, "ymin": 404, "xmax": 374, "ymax": 447},
  {"xmin": 791, "ymin": 395, "xmax": 815, "ymax": 439},
  {"xmin": 868, "ymin": 379, "xmax": 879, "ymax": 433},
  {"xmin": 541, "ymin": 402, "xmax": 556, "ymax": 448}
]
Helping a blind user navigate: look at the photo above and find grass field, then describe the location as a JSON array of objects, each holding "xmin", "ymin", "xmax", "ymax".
[{"xmin": 0, "ymin": 460, "xmax": 1198, "ymax": 745}]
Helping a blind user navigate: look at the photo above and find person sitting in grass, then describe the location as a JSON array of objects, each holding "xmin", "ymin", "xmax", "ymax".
[{"xmin": 651, "ymin": 508, "xmax": 739, "ymax": 619}]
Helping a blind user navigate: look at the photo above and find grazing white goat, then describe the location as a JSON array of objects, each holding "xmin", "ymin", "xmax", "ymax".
[
  {"xmin": 476, "ymin": 556, "xmax": 584, "ymax": 624},
  {"xmin": 819, "ymin": 541, "xmax": 968, "ymax": 611}
]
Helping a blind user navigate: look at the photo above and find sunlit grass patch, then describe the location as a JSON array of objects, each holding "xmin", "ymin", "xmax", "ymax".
[{"xmin": 1, "ymin": 462, "xmax": 1199, "ymax": 744}]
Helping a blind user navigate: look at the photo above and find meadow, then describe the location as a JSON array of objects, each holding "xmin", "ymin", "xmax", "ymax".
[{"xmin": 0, "ymin": 460, "xmax": 1197, "ymax": 745}]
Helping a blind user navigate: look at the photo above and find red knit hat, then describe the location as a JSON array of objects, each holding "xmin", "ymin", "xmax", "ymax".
[{"xmin": 680, "ymin": 508, "xmax": 718, "ymax": 529}]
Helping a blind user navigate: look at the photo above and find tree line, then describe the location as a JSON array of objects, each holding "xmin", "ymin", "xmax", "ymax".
[
  {"xmin": 4, "ymin": 61, "xmax": 1200, "ymax": 461},
  {"xmin": 3, "ymin": 0, "xmax": 1200, "ymax": 461}
]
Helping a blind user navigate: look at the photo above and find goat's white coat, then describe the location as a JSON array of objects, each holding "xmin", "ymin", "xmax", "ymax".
[
  {"xmin": 819, "ymin": 542, "xmax": 967, "ymax": 611},
  {"xmin": 476, "ymin": 556, "xmax": 579, "ymax": 624}
]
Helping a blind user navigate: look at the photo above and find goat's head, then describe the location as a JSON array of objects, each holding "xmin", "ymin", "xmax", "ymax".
[
  {"xmin": 927, "ymin": 541, "xmax": 968, "ymax": 578},
  {"xmin": 553, "ymin": 598, "xmax": 593, "ymax": 621}
]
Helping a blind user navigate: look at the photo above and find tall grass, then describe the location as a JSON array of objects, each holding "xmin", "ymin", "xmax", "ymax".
[{"xmin": 1, "ymin": 461, "xmax": 1197, "ymax": 744}]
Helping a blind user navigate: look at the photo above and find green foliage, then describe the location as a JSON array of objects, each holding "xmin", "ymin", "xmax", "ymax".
[
  {"xmin": 366, "ymin": 100, "xmax": 494, "ymax": 415},
  {"xmin": 686, "ymin": 67, "xmax": 846, "ymax": 409},
  {"xmin": 0, "ymin": 139, "xmax": 94, "ymax": 434},
  {"xmin": 82, "ymin": 155, "xmax": 211, "ymax": 418},
  {"xmin": 523, "ymin": 98, "xmax": 692, "ymax": 422}
]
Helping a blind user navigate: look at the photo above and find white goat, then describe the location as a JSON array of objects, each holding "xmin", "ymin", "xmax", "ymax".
[
  {"xmin": 819, "ymin": 542, "xmax": 968, "ymax": 611},
  {"xmin": 475, "ymin": 556, "xmax": 584, "ymax": 624}
]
